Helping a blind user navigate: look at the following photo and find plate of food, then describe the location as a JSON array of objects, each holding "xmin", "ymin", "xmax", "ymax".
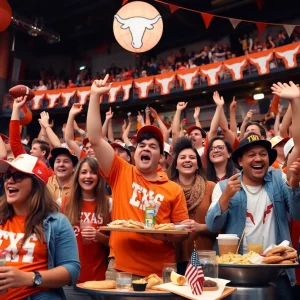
[{"xmin": 100, "ymin": 220, "xmax": 189, "ymax": 235}]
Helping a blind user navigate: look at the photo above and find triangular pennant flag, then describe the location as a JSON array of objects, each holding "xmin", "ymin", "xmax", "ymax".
[
  {"xmin": 283, "ymin": 24, "xmax": 296, "ymax": 37},
  {"xmin": 168, "ymin": 4, "xmax": 180, "ymax": 13},
  {"xmin": 200, "ymin": 12, "xmax": 214, "ymax": 29},
  {"xmin": 229, "ymin": 18, "xmax": 241, "ymax": 29},
  {"xmin": 256, "ymin": 0, "xmax": 263, "ymax": 11},
  {"xmin": 256, "ymin": 22, "xmax": 267, "ymax": 35},
  {"xmin": 122, "ymin": 0, "xmax": 129, "ymax": 5}
]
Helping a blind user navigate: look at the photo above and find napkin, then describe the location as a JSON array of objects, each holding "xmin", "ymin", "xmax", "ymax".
[
  {"xmin": 153, "ymin": 277, "xmax": 230, "ymax": 300},
  {"xmin": 263, "ymin": 240, "xmax": 290, "ymax": 255}
]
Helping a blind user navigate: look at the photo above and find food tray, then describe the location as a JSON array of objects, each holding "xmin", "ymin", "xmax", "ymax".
[{"xmin": 99, "ymin": 226, "xmax": 189, "ymax": 235}]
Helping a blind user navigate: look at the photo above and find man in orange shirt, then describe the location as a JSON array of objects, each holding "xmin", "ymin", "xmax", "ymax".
[{"xmin": 87, "ymin": 75, "xmax": 189, "ymax": 277}]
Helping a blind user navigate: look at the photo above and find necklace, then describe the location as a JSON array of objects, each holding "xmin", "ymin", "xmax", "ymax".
[{"xmin": 242, "ymin": 182, "xmax": 264, "ymax": 195}]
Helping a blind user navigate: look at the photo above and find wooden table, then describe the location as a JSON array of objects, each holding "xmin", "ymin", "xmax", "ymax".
[{"xmin": 75, "ymin": 283, "xmax": 237, "ymax": 300}]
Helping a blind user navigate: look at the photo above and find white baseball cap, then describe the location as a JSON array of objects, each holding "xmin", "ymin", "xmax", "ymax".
[
  {"xmin": 164, "ymin": 143, "xmax": 172, "ymax": 156},
  {"xmin": 0, "ymin": 154, "xmax": 49, "ymax": 184},
  {"xmin": 284, "ymin": 138, "xmax": 294, "ymax": 158}
]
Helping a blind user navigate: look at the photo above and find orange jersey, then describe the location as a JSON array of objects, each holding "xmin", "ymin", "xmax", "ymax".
[
  {"xmin": 0, "ymin": 216, "xmax": 48, "ymax": 300},
  {"xmin": 80, "ymin": 149, "xmax": 87, "ymax": 160},
  {"xmin": 271, "ymin": 159, "xmax": 283, "ymax": 170},
  {"xmin": 101, "ymin": 154, "xmax": 188, "ymax": 277},
  {"xmin": 61, "ymin": 197, "xmax": 108, "ymax": 283}
]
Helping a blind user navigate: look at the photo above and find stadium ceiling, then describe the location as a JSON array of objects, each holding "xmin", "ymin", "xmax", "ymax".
[{"xmin": 8, "ymin": 0, "xmax": 299, "ymax": 55}]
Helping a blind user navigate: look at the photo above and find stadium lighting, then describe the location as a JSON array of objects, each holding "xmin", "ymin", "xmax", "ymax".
[
  {"xmin": 79, "ymin": 66, "xmax": 86, "ymax": 71},
  {"xmin": 253, "ymin": 93, "xmax": 264, "ymax": 100}
]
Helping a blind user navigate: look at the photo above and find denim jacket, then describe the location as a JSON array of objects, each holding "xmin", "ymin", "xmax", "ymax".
[
  {"xmin": 205, "ymin": 169, "xmax": 300, "ymax": 286},
  {"xmin": 27, "ymin": 212, "xmax": 80, "ymax": 299}
]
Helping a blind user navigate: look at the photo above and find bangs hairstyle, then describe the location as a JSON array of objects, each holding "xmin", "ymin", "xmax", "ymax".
[
  {"xmin": 169, "ymin": 137, "xmax": 206, "ymax": 181},
  {"xmin": 136, "ymin": 132, "xmax": 164, "ymax": 154},
  {"xmin": 0, "ymin": 175, "xmax": 58, "ymax": 246},
  {"xmin": 205, "ymin": 136, "xmax": 236, "ymax": 182},
  {"xmin": 66, "ymin": 157, "xmax": 109, "ymax": 226}
]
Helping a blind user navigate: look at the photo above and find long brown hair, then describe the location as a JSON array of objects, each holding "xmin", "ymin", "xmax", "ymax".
[
  {"xmin": 0, "ymin": 176, "xmax": 58, "ymax": 245},
  {"xmin": 66, "ymin": 157, "xmax": 109, "ymax": 225}
]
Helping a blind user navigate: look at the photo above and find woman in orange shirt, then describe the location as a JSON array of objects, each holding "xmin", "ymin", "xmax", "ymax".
[
  {"xmin": 169, "ymin": 137, "xmax": 217, "ymax": 270},
  {"xmin": 0, "ymin": 154, "xmax": 80, "ymax": 300},
  {"xmin": 62, "ymin": 157, "xmax": 110, "ymax": 299}
]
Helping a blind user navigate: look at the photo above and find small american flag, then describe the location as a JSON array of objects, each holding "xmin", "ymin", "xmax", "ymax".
[{"xmin": 185, "ymin": 248, "xmax": 204, "ymax": 295}]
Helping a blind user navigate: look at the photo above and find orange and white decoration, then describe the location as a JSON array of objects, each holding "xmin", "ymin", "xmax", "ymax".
[
  {"xmin": 25, "ymin": 42, "xmax": 300, "ymax": 110},
  {"xmin": 113, "ymin": 1, "xmax": 163, "ymax": 53}
]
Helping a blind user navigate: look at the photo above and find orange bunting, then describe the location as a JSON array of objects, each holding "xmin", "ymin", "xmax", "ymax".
[
  {"xmin": 31, "ymin": 91, "xmax": 45, "ymax": 110},
  {"xmin": 274, "ymin": 42, "xmax": 300, "ymax": 69},
  {"xmin": 77, "ymin": 87, "xmax": 91, "ymax": 105},
  {"xmin": 122, "ymin": 0, "xmax": 129, "ymax": 5},
  {"xmin": 155, "ymin": 72, "xmax": 176, "ymax": 94},
  {"xmin": 270, "ymin": 95, "xmax": 280, "ymax": 116},
  {"xmin": 61, "ymin": 89, "xmax": 76, "ymax": 107},
  {"xmin": 224, "ymin": 56, "xmax": 248, "ymax": 80},
  {"xmin": 256, "ymin": 22, "xmax": 267, "ymax": 35},
  {"xmin": 107, "ymin": 83, "xmax": 122, "ymax": 103},
  {"xmin": 45, "ymin": 91, "xmax": 61, "ymax": 108},
  {"xmin": 121, "ymin": 80, "xmax": 133, "ymax": 101},
  {"xmin": 176, "ymin": 67, "xmax": 199, "ymax": 90},
  {"xmin": 199, "ymin": 62, "xmax": 223, "ymax": 85},
  {"xmin": 248, "ymin": 49, "xmax": 273, "ymax": 75},
  {"xmin": 134, "ymin": 76, "xmax": 154, "ymax": 98},
  {"xmin": 200, "ymin": 12, "xmax": 214, "ymax": 29}
]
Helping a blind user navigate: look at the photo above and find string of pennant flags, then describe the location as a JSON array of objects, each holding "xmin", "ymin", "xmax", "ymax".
[{"xmin": 122, "ymin": 0, "xmax": 299, "ymax": 37}]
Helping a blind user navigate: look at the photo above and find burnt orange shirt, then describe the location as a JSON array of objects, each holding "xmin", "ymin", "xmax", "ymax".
[
  {"xmin": 0, "ymin": 216, "xmax": 48, "ymax": 300},
  {"xmin": 101, "ymin": 154, "xmax": 188, "ymax": 277},
  {"xmin": 62, "ymin": 197, "xmax": 109, "ymax": 283}
]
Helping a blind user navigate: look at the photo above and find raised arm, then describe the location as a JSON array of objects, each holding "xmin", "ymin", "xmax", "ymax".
[
  {"xmin": 239, "ymin": 110, "xmax": 254, "ymax": 140},
  {"xmin": 274, "ymin": 104, "xmax": 283, "ymax": 136},
  {"xmin": 229, "ymin": 97, "xmax": 238, "ymax": 135},
  {"xmin": 271, "ymin": 81, "xmax": 300, "ymax": 182},
  {"xmin": 38, "ymin": 112, "xmax": 61, "ymax": 148},
  {"xmin": 208, "ymin": 92, "xmax": 224, "ymax": 142},
  {"xmin": 65, "ymin": 104, "xmax": 83, "ymax": 158},
  {"xmin": 10, "ymin": 96, "xmax": 27, "ymax": 157},
  {"xmin": 193, "ymin": 107, "xmax": 202, "ymax": 128},
  {"xmin": 102, "ymin": 107, "xmax": 114, "ymax": 141},
  {"xmin": 279, "ymin": 104, "xmax": 292, "ymax": 138},
  {"xmin": 150, "ymin": 107, "xmax": 169, "ymax": 143},
  {"xmin": 87, "ymin": 75, "xmax": 115, "ymax": 176},
  {"xmin": 122, "ymin": 118, "xmax": 132, "ymax": 145},
  {"xmin": 145, "ymin": 106, "xmax": 151, "ymax": 126},
  {"xmin": 172, "ymin": 102, "xmax": 188, "ymax": 145},
  {"xmin": 0, "ymin": 136, "xmax": 7, "ymax": 159}
]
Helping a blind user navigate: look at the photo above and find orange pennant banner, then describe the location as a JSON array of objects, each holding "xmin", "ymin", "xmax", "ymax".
[
  {"xmin": 248, "ymin": 49, "xmax": 273, "ymax": 75},
  {"xmin": 134, "ymin": 76, "xmax": 154, "ymax": 98},
  {"xmin": 176, "ymin": 67, "xmax": 199, "ymax": 90},
  {"xmin": 199, "ymin": 62, "xmax": 223, "ymax": 85},
  {"xmin": 224, "ymin": 56, "xmax": 248, "ymax": 81},
  {"xmin": 155, "ymin": 72, "xmax": 176, "ymax": 94},
  {"xmin": 274, "ymin": 42, "xmax": 300, "ymax": 69},
  {"xmin": 200, "ymin": 12, "xmax": 214, "ymax": 29}
]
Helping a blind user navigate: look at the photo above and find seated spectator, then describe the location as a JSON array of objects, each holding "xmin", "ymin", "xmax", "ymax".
[
  {"xmin": 276, "ymin": 31, "xmax": 290, "ymax": 46},
  {"xmin": 266, "ymin": 35, "xmax": 276, "ymax": 49},
  {"xmin": 36, "ymin": 80, "xmax": 47, "ymax": 91},
  {"xmin": 67, "ymin": 79, "xmax": 76, "ymax": 88},
  {"xmin": 58, "ymin": 80, "xmax": 66, "ymax": 89}
]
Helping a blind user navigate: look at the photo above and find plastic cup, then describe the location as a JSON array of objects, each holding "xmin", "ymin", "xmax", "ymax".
[
  {"xmin": 80, "ymin": 221, "xmax": 93, "ymax": 244},
  {"xmin": 246, "ymin": 236, "xmax": 264, "ymax": 254},
  {"xmin": 217, "ymin": 234, "xmax": 239, "ymax": 255},
  {"xmin": 162, "ymin": 263, "xmax": 177, "ymax": 283},
  {"xmin": 116, "ymin": 272, "xmax": 132, "ymax": 291}
]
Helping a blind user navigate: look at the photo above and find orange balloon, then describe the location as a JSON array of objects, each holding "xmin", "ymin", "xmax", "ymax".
[
  {"xmin": 0, "ymin": 0, "xmax": 12, "ymax": 32},
  {"xmin": 20, "ymin": 106, "xmax": 33, "ymax": 126}
]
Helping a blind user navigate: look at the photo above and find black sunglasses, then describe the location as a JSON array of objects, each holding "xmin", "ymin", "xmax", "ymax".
[{"xmin": 2, "ymin": 172, "xmax": 30, "ymax": 183}]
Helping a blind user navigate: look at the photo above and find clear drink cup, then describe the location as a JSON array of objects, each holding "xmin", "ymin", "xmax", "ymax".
[
  {"xmin": 217, "ymin": 234, "xmax": 239, "ymax": 255},
  {"xmin": 80, "ymin": 221, "xmax": 93, "ymax": 244}
]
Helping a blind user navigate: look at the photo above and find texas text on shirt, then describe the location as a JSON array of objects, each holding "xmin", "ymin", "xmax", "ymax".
[
  {"xmin": 0, "ymin": 216, "xmax": 48, "ymax": 299},
  {"xmin": 61, "ymin": 196, "xmax": 111, "ymax": 283},
  {"xmin": 101, "ymin": 154, "xmax": 188, "ymax": 277}
]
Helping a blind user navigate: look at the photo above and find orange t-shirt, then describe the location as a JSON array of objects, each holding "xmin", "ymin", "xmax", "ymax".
[
  {"xmin": 61, "ymin": 197, "xmax": 108, "ymax": 283},
  {"xmin": 101, "ymin": 154, "xmax": 188, "ymax": 277},
  {"xmin": 0, "ymin": 216, "xmax": 48, "ymax": 300},
  {"xmin": 271, "ymin": 160, "xmax": 283, "ymax": 170},
  {"xmin": 80, "ymin": 149, "xmax": 87, "ymax": 160}
]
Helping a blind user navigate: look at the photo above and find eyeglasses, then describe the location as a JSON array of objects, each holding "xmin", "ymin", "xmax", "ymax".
[
  {"xmin": 209, "ymin": 145, "xmax": 226, "ymax": 152},
  {"xmin": 2, "ymin": 172, "xmax": 29, "ymax": 183}
]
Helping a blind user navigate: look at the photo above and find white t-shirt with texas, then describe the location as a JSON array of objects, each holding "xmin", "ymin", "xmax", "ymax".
[{"xmin": 209, "ymin": 174, "xmax": 288, "ymax": 253}]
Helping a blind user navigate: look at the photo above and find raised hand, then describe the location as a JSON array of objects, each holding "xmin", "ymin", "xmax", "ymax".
[
  {"xmin": 105, "ymin": 107, "xmax": 114, "ymax": 120},
  {"xmin": 224, "ymin": 173, "xmax": 241, "ymax": 199},
  {"xmin": 13, "ymin": 96, "xmax": 27, "ymax": 109},
  {"xmin": 145, "ymin": 106, "xmax": 151, "ymax": 116},
  {"xmin": 69, "ymin": 103, "xmax": 83, "ymax": 116},
  {"xmin": 230, "ymin": 96, "xmax": 237, "ymax": 111},
  {"xmin": 213, "ymin": 91, "xmax": 224, "ymax": 106},
  {"xmin": 149, "ymin": 107, "xmax": 158, "ymax": 119},
  {"xmin": 176, "ymin": 102, "xmax": 188, "ymax": 111},
  {"xmin": 245, "ymin": 109, "xmax": 254, "ymax": 121},
  {"xmin": 137, "ymin": 111, "xmax": 144, "ymax": 124},
  {"xmin": 121, "ymin": 120, "xmax": 127, "ymax": 132},
  {"xmin": 289, "ymin": 158, "xmax": 300, "ymax": 189},
  {"xmin": 91, "ymin": 74, "xmax": 112, "ymax": 96},
  {"xmin": 193, "ymin": 106, "xmax": 201, "ymax": 119},
  {"xmin": 271, "ymin": 81, "xmax": 300, "ymax": 100},
  {"xmin": 39, "ymin": 111, "xmax": 51, "ymax": 128},
  {"xmin": 278, "ymin": 103, "xmax": 283, "ymax": 114}
]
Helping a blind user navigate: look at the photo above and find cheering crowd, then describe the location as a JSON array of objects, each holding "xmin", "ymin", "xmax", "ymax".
[{"xmin": 0, "ymin": 75, "xmax": 300, "ymax": 300}]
